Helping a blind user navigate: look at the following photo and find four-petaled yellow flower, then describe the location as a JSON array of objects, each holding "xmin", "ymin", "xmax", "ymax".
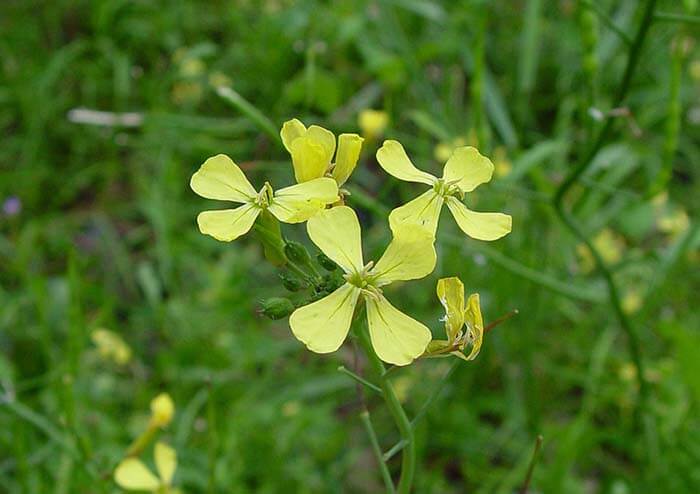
[
  {"xmin": 376, "ymin": 140, "xmax": 512, "ymax": 241},
  {"xmin": 281, "ymin": 119, "xmax": 364, "ymax": 186},
  {"xmin": 426, "ymin": 277, "xmax": 484, "ymax": 361},
  {"xmin": 289, "ymin": 206, "xmax": 436, "ymax": 366},
  {"xmin": 190, "ymin": 154, "xmax": 339, "ymax": 241},
  {"xmin": 115, "ymin": 442, "xmax": 180, "ymax": 493},
  {"xmin": 91, "ymin": 328, "xmax": 132, "ymax": 365}
]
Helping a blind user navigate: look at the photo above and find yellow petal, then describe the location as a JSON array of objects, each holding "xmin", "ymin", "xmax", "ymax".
[
  {"xmin": 463, "ymin": 293, "xmax": 484, "ymax": 360},
  {"xmin": 332, "ymin": 133, "xmax": 364, "ymax": 186},
  {"xmin": 388, "ymin": 190, "xmax": 444, "ymax": 236},
  {"xmin": 436, "ymin": 277, "xmax": 465, "ymax": 343},
  {"xmin": 196, "ymin": 204, "xmax": 260, "ymax": 242},
  {"xmin": 289, "ymin": 125, "xmax": 336, "ymax": 183},
  {"xmin": 307, "ymin": 125, "xmax": 336, "ymax": 159},
  {"xmin": 114, "ymin": 458, "xmax": 160, "ymax": 491},
  {"xmin": 371, "ymin": 225, "xmax": 436, "ymax": 285},
  {"xmin": 366, "ymin": 295, "xmax": 432, "ymax": 366},
  {"xmin": 190, "ymin": 154, "xmax": 257, "ymax": 202},
  {"xmin": 150, "ymin": 393, "xmax": 175, "ymax": 428},
  {"xmin": 376, "ymin": 140, "xmax": 436, "ymax": 185},
  {"xmin": 358, "ymin": 109, "xmax": 389, "ymax": 140},
  {"xmin": 290, "ymin": 136, "xmax": 330, "ymax": 182},
  {"xmin": 268, "ymin": 178, "xmax": 338, "ymax": 223},
  {"xmin": 289, "ymin": 283, "xmax": 361, "ymax": 353},
  {"xmin": 306, "ymin": 206, "xmax": 363, "ymax": 273},
  {"xmin": 446, "ymin": 196, "xmax": 512, "ymax": 241},
  {"xmin": 441, "ymin": 146, "xmax": 494, "ymax": 193},
  {"xmin": 280, "ymin": 118, "xmax": 307, "ymax": 153},
  {"xmin": 154, "ymin": 442, "xmax": 177, "ymax": 486}
]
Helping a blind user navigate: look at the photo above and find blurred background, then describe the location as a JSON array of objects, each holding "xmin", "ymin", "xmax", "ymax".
[{"xmin": 1, "ymin": 0, "xmax": 699, "ymax": 492}]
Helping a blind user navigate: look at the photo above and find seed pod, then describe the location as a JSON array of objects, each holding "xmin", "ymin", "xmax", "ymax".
[{"xmin": 259, "ymin": 297, "xmax": 295, "ymax": 320}]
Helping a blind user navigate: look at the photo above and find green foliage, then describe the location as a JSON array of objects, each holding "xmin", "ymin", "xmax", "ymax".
[{"xmin": 1, "ymin": 0, "xmax": 699, "ymax": 492}]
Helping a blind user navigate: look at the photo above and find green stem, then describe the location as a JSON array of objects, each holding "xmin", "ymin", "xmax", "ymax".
[
  {"xmin": 360, "ymin": 410, "xmax": 397, "ymax": 494},
  {"xmin": 552, "ymin": 0, "xmax": 657, "ymax": 424},
  {"xmin": 357, "ymin": 326, "xmax": 416, "ymax": 494}
]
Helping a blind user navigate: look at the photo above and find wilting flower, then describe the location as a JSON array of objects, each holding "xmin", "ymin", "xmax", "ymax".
[
  {"xmin": 280, "ymin": 119, "xmax": 363, "ymax": 185},
  {"xmin": 149, "ymin": 393, "xmax": 175, "ymax": 428},
  {"xmin": 377, "ymin": 140, "xmax": 512, "ymax": 241},
  {"xmin": 289, "ymin": 206, "xmax": 436, "ymax": 366},
  {"xmin": 425, "ymin": 277, "xmax": 484, "ymax": 361},
  {"xmin": 91, "ymin": 328, "xmax": 132, "ymax": 365},
  {"xmin": 114, "ymin": 442, "xmax": 179, "ymax": 493},
  {"xmin": 190, "ymin": 154, "xmax": 338, "ymax": 241},
  {"xmin": 358, "ymin": 109, "xmax": 389, "ymax": 141}
]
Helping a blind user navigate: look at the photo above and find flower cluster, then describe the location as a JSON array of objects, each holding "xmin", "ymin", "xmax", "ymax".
[{"xmin": 190, "ymin": 118, "xmax": 512, "ymax": 365}]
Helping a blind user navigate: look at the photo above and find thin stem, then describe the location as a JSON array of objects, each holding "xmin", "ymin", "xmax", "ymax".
[
  {"xmin": 519, "ymin": 435, "xmax": 544, "ymax": 494},
  {"xmin": 654, "ymin": 12, "xmax": 700, "ymax": 24},
  {"xmin": 360, "ymin": 411, "xmax": 397, "ymax": 494},
  {"xmin": 579, "ymin": 0, "xmax": 633, "ymax": 46},
  {"xmin": 552, "ymin": 0, "xmax": 657, "ymax": 425},
  {"xmin": 338, "ymin": 366, "xmax": 382, "ymax": 395},
  {"xmin": 357, "ymin": 326, "xmax": 416, "ymax": 494},
  {"xmin": 215, "ymin": 86, "xmax": 280, "ymax": 143}
]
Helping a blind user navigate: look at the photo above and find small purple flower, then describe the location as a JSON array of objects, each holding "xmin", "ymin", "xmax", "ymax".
[{"xmin": 2, "ymin": 196, "xmax": 21, "ymax": 217}]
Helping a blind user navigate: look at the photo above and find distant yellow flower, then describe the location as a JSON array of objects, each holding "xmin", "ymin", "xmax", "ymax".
[
  {"xmin": 425, "ymin": 277, "xmax": 484, "ymax": 361},
  {"xmin": 289, "ymin": 206, "xmax": 436, "ymax": 366},
  {"xmin": 91, "ymin": 329, "xmax": 132, "ymax": 365},
  {"xmin": 622, "ymin": 289, "xmax": 642, "ymax": 315},
  {"xmin": 280, "ymin": 119, "xmax": 363, "ymax": 185},
  {"xmin": 657, "ymin": 207, "xmax": 689, "ymax": 238},
  {"xmin": 433, "ymin": 137, "xmax": 467, "ymax": 163},
  {"xmin": 115, "ymin": 442, "xmax": 179, "ymax": 493},
  {"xmin": 358, "ymin": 109, "xmax": 389, "ymax": 141},
  {"xmin": 149, "ymin": 393, "xmax": 175, "ymax": 428},
  {"xmin": 577, "ymin": 228, "xmax": 624, "ymax": 273},
  {"xmin": 492, "ymin": 146, "xmax": 512, "ymax": 178},
  {"xmin": 190, "ymin": 154, "xmax": 338, "ymax": 241},
  {"xmin": 377, "ymin": 140, "xmax": 512, "ymax": 241}
]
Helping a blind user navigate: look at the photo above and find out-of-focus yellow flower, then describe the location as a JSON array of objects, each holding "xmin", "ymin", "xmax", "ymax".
[
  {"xmin": 149, "ymin": 393, "xmax": 175, "ymax": 428},
  {"xmin": 190, "ymin": 154, "xmax": 338, "ymax": 242},
  {"xmin": 657, "ymin": 208, "xmax": 689, "ymax": 237},
  {"xmin": 115, "ymin": 442, "xmax": 179, "ymax": 493},
  {"xmin": 433, "ymin": 137, "xmax": 467, "ymax": 163},
  {"xmin": 492, "ymin": 146, "xmax": 512, "ymax": 178},
  {"xmin": 280, "ymin": 119, "xmax": 363, "ymax": 186},
  {"xmin": 171, "ymin": 81, "xmax": 203, "ymax": 105},
  {"xmin": 91, "ymin": 329, "xmax": 132, "ymax": 365},
  {"xmin": 289, "ymin": 206, "xmax": 435, "ymax": 366},
  {"xmin": 208, "ymin": 71, "xmax": 232, "ymax": 89},
  {"xmin": 358, "ymin": 109, "xmax": 389, "ymax": 141},
  {"xmin": 425, "ymin": 277, "xmax": 484, "ymax": 361},
  {"xmin": 377, "ymin": 140, "xmax": 512, "ymax": 241},
  {"xmin": 179, "ymin": 58, "xmax": 205, "ymax": 78},
  {"xmin": 690, "ymin": 59, "xmax": 700, "ymax": 81},
  {"xmin": 622, "ymin": 289, "xmax": 642, "ymax": 315},
  {"xmin": 577, "ymin": 228, "xmax": 624, "ymax": 273}
]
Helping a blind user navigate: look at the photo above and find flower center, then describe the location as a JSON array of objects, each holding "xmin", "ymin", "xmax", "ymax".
[
  {"xmin": 432, "ymin": 178, "xmax": 464, "ymax": 199},
  {"xmin": 343, "ymin": 261, "xmax": 383, "ymax": 300},
  {"xmin": 254, "ymin": 182, "xmax": 274, "ymax": 208}
]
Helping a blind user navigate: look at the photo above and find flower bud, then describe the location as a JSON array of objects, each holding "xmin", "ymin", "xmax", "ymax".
[
  {"xmin": 260, "ymin": 297, "xmax": 295, "ymax": 320},
  {"xmin": 279, "ymin": 271, "xmax": 306, "ymax": 292},
  {"xmin": 317, "ymin": 253, "xmax": 338, "ymax": 271},
  {"xmin": 284, "ymin": 241, "xmax": 312, "ymax": 266},
  {"xmin": 150, "ymin": 393, "xmax": 175, "ymax": 428}
]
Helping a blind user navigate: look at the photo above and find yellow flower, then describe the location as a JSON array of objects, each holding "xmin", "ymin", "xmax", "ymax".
[
  {"xmin": 149, "ymin": 393, "xmax": 175, "ymax": 428},
  {"xmin": 577, "ymin": 228, "xmax": 624, "ymax": 274},
  {"xmin": 280, "ymin": 119, "xmax": 363, "ymax": 185},
  {"xmin": 433, "ymin": 137, "xmax": 467, "ymax": 163},
  {"xmin": 376, "ymin": 140, "xmax": 512, "ymax": 241},
  {"xmin": 492, "ymin": 146, "xmax": 512, "ymax": 178},
  {"xmin": 426, "ymin": 277, "xmax": 484, "ymax": 361},
  {"xmin": 358, "ymin": 109, "xmax": 389, "ymax": 141},
  {"xmin": 190, "ymin": 154, "xmax": 338, "ymax": 242},
  {"xmin": 114, "ymin": 442, "xmax": 179, "ymax": 493},
  {"xmin": 91, "ymin": 328, "xmax": 132, "ymax": 365},
  {"xmin": 289, "ymin": 206, "xmax": 436, "ymax": 366}
]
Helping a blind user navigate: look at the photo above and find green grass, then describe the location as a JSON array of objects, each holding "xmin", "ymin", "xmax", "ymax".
[{"xmin": 1, "ymin": 0, "xmax": 699, "ymax": 492}]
